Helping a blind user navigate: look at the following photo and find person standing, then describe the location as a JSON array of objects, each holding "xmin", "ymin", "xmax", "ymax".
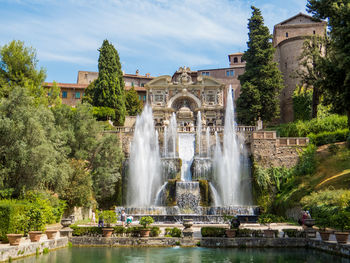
[
  {"xmin": 98, "ymin": 209, "xmax": 104, "ymax": 227},
  {"xmin": 91, "ymin": 210, "xmax": 96, "ymax": 225},
  {"xmin": 121, "ymin": 210, "xmax": 126, "ymax": 227}
]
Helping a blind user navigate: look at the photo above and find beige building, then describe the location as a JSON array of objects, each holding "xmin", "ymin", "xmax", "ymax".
[
  {"xmin": 44, "ymin": 70, "xmax": 154, "ymax": 107},
  {"xmin": 273, "ymin": 13, "xmax": 327, "ymax": 122}
]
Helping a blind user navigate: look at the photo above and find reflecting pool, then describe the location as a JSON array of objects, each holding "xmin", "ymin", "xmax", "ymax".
[{"xmin": 17, "ymin": 247, "xmax": 350, "ymax": 263}]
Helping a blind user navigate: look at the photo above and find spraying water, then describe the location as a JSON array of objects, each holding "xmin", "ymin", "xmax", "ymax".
[
  {"xmin": 196, "ymin": 111, "xmax": 202, "ymax": 157},
  {"xmin": 214, "ymin": 86, "xmax": 244, "ymax": 205},
  {"xmin": 178, "ymin": 133, "xmax": 195, "ymax": 181},
  {"xmin": 169, "ymin": 113, "xmax": 177, "ymax": 158},
  {"xmin": 163, "ymin": 126, "xmax": 168, "ymax": 157},
  {"xmin": 127, "ymin": 105, "xmax": 161, "ymax": 207},
  {"xmin": 206, "ymin": 127, "xmax": 210, "ymax": 157}
]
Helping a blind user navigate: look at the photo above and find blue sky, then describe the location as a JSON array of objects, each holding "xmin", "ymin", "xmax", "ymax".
[{"xmin": 0, "ymin": 0, "xmax": 308, "ymax": 83}]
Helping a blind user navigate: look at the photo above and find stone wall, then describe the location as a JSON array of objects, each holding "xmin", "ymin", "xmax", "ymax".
[
  {"xmin": 0, "ymin": 237, "xmax": 68, "ymax": 262},
  {"xmin": 250, "ymin": 131, "xmax": 309, "ymax": 169}
]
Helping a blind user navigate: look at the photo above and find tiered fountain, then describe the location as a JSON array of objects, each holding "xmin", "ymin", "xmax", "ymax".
[{"xmin": 120, "ymin": 86, "xmax": 258, "ymax": 223}]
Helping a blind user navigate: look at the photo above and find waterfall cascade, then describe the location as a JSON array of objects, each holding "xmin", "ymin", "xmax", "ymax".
[
  {"xmin": 196, "ymin": 111, "xmax": 202, "ymax": 156},
  {"xmin": 178, "ymin": 133, "xmax": 195, "ymax": 181}
]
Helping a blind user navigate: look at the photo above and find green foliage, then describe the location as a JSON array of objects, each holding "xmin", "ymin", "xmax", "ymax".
[
  {"xmin": 282, "ymin": 229, "xmax": 305, "ymax": 238},
  {"xmin": 102, "ymin": 210, "xmax": 117, "ymax": 226},
  {"xmin": 347, "ymin": 135, "xmax": 350, "ymax": 149},
  {"xmin": 0, "ymin": 40, "xmax": 46, "ymax": 99},
  {"xmin": 199, "ymin": 180, "xmax": 210, "ymax": 206},
  {"xmin": 125, "ymin": 86, "xmax": 142, "ymax": 116},
  {"xmin": 26, "ymin": 204, "xmax": 46, "ymax": 231},
  {"xmin": 328, "ymin": 143, "xmax": 340, "ymax": 155},
  {"xmin": 114, "ymin": 226, "xmax": 126, "ymax": 236},
  {"xmin": 237, "ymin": 6, "xmax": 283, "ymax": 124},
  {"xmin": 301, "ymin": 189, "xmax": 350, "ymax": 230},
  {"xmin": 292, "ymin": 87, "xmax": 312, "ymax": 121},
  {"xmin": 139, "ymin": 216, "xmax": 154, "ymax": 228},
  {"xmin": 294, "ymin": 144, "xmax": 317, "ymax": 176},
  {"xmin": 270, "ymin": 114, "xmax": 348, "ymax": 137},
  {"xmin": 86, "ymin": 39, "xmax": 126, "ymax": 125},
  {"xmin": 258, "ymin": 214, "xmax": 285, "ymax": 224},
  {"xmin": 125, "ymin": 226, "xmax": 143, "ymax": 237},
  {"xmin": 70, "ymin": 225, "xmax": 103, "ymax": 236},
  {"xmin": 200, "ymin": 227, "xmax": 226, "ymax": 237},
  {"xmin": 149, "ymin": 226, "xmax": 161, "ymax": 237},
  {"xmin": 308, "ymin": 129, "xmax": 349, "ymax": 146},
  {"xmin": 43, "ymin": 248, "xmax": 49, "ymax": 254},
  {"xmin": 92, "ymin": 106, "xmax": 116, "ymax": 121},
  {"xmin": 0, "ymin": 200, "xmax": 28, "ymax": 240},
  {"xmin": 236, "ymin": 229, "xmax": 253, "ymax": 237}
]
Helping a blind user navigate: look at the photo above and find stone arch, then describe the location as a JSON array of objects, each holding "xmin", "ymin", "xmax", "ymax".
[{"xmin": 167, "ymin": 92, "xmax": 201, "ymax": 110}]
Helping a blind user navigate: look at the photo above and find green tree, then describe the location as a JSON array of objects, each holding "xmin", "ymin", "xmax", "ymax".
[
  {"xmin": 125, "ymin": 85, "xmax": 142, "ymax": 116},
  {"xmin": 0, "ymin": 40, "xmax": 46, "ymax": 98},
  {"xmin": 89, "ymin": 40, "xmax": 126, "ymax": 125},
  {"xmin": 0, "ymin": 88, "xmax": 70, "ymax": 196},
  {"xmin": 296, "ymin": 35, "xmax": 328, "ymax": 118},
  {"xmin": 237, "ymin": 6, "xmax": 284, "ymax": 125},
  {"xmin": 307, "ymin": 0, "xmax": 350, "ymax": 127}
]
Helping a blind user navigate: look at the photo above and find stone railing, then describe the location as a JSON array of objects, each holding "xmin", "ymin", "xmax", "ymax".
[
  {"xmin": 252, "ymin": 131, "xmax": 309, "ymax": 146},
  {"xmin": 110, "ymin": 125, "xmax": 258, "ymax": 134}
]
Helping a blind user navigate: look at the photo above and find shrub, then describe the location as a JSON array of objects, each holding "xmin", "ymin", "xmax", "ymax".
[
  {"xmin": 258, "ymin": 214, "xmax": 285, "ymax": 224},
  {"xmin": 26, "ymin": 204, "xmax": 46, "ymax": 232},
  {"xmin": 164, "ymin": 227, "xmax": 182, "ymax": 237},
  {"xmin": 282, "ymin": 229, "xmax": 305, "ymax": 238},
  {"xmin": 150, "ymin": 226, "xmax": 161, "ymax": 237},
  {"xmin": 114, "ymin": 226, "xmax": 125, "ymax": 236},
  {"xmin": 125, "ymin": 226, "xmax": 142, "ymax": 237},
  {"xmin": 92, "ymin": 106, "xmax": 115, "ymax": 121},
  {"xmin": 0, "ymin": 200, "xmax": 29, "ymax": 241},
  {"xmin": 102, "ymin": 210, "xmax": 117, "ymax": 226},
  {"xmin": 71, "ymin": 226, "xmax": 102, "ymax": 236},
  {"xmin": 331, "ymin": 210, "xmax": 350, "ymax": 232},
  {"xmin": 201, "ymin": 227, "xmax": 226, "ymax": 237},
  {"xmin": 139, "ymin": 216, "xmax": 154, "ymax": 228},
  {"xmin": 236, "ymin": 229, "xmax": 252, "ymax": 237},
  {"xmin": 328, "ymin": 143, "xmax": 340, "ymax": 154},
  {"xmin": 308, "ymin": 129, "xmax": 349, "ymax": 146},
  {"xmin": 294, "ymin": 144, "xmax": 317, "ymax": 176},
  {"xmin": 251, "ymin": 230, "xmax": 264, "ymax": 237}
]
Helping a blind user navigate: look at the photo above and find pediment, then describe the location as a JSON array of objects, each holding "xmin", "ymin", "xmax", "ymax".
[
  {"xmin": 145, "ymin": 75, "xmax": 172, "ymax": 87},
  {"xmin": 197, "ymin": 76, "xmax": 224, "ymax": 87}
]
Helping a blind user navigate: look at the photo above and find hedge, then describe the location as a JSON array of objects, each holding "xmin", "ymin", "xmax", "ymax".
[
  {"xmin": 164, "ymin": 227, "xmax": 181, "ymax": 237},
  {"xmin": 201, "ymin": 227, "xmax": 226, "ymax": 237},
  {"xmin": 0, "ymin": 200, "xmax": 30, "ymax": 241},
  {"xmin": 308, "ymin": 129, "xmax": 349, "ymax": 146},
  {"xmin": 71, "ymin": 226, "xmax": 103, "ymax": 236},
  {"xmin": 282, "ymin": 229, "xmax": 305, "ymax": 238}
]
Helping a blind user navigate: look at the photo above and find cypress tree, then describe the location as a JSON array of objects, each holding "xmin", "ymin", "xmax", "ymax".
[
  {"xmin": 237, "ymin": 6, "xmax": 284, "ymax": 125},
  {"xmin": 92, "ymin": 40, "xmax": 126, "ymax": 125}
]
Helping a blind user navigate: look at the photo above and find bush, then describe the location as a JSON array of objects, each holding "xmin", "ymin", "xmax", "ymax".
[
  {"xmin": 258, "ymin": 214, "xmax": 285, "ymax": 224},
  {"xmin": 282, "ymin": 229, "xmax": 305, "ymax": 238},
  {"xmin": 308, "ymin": 129, "xmax": 349, "ymax": 146},
  {"xmin": 164, "ymin": 227, "xmax": 182, "ymax": 237},
  {"xmin": 328, "ymin": 143, "xmax": 340, "ymax": 154},
  {"xmin": 102, "ymin": 210, "xmax": 117, "ymax": 226},
  {"xmin": 125, "ymin": 226, "xmax": 143, "ymax": 237},
  {"xmin": 236, "ymin": 229, "xmax": 252, "ymax": 237},
  {"xmin": 71, "ymin": 226, "xmax": 102, "ymax": 236},
  {"xmin": 201, "ymin": 227, "xmax": 226, "ymax": 237},
  {"xmin": 92, "ymin": 106, "xmax": 115, "ymax": 121},
  {"xmin": 150, "ymin": 226, "xmax": 161, "ymax": 237},
  {"xmin": 139, "ymin": 216, "xmax": 154, "ymax": 228},
  {"xmin": 26, "ymin": 204, "xmax": 46, "ymax": 232},
  {"xmin": 347, "ymin": 135, "xmax": 350, "ymax": 149},
  {"xmin": 0, "ymin": 200, "xmax": 29, "ymax": 241},
  {"xmin": 114, "ymin": 226, "xmax": 126, "ymax": 236},
  {"xmin": 292, "ymin": 88, "xmax": 312, "ymax": 121}
]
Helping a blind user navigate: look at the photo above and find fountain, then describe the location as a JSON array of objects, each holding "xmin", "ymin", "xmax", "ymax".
[{"xmin": 122, "ymin": 84, "xmax": 256, "ymax": 222}]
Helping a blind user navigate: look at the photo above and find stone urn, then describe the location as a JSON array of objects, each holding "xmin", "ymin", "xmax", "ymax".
[
  {"xmin": 304, "ymin": 219, "xmax": 315, "ymax": 228},
  {"xmin": 225, "ymin": 229, "xmax": 237, "ymax": 238},
  {"xmin": 102, "ymin": 228, "xmax": 114, "ymax": 238},
  {"xmin": 182, "ymin": 219, "xmax": 194, "ymax": 238},
  {"xmin": 28, "ymin": 231, "xmax": 42, "ymax": 242},
  {"xmin": 6, "ymin": 234, "xmax": 23, "ymax": 246},
  {"xmin": 45, "ymin": 230, "xmax": 58, "ymax": 240},
  {"xmin": 60, "ymin": 218, "xmax": 72, "ymax": 228},
  {"xmin": 263, "ymin": 229, "xmax": 276, "ymax": 238}
]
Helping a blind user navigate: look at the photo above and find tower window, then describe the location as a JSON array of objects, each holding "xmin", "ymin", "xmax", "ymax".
[
  {"xmin": 233, "ymin": 57, "xmax": 238, "ymax": 63},
  {"xmin": 313, "ymin": 30, "xmax": 316, "ymax": 35},
  {"xmin": 286, "ymin": 32, "xmax": 289, "ymax": 37}
]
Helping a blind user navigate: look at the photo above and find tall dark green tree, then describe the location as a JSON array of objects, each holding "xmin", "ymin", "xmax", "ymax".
[
  {"xmin": 125, "ymin": 85, "xmax": 143, "ymax": 116},
  {"xmin": 237, "ymin": 6, "xmax": 284, "ymax": 125},
  {"xmin": 87, "ymin": 40, "xmax": 126, "ymax": 125},
  {"xmin": 307, "ymin": 0, "xmax": 350, "ymax": 127}
]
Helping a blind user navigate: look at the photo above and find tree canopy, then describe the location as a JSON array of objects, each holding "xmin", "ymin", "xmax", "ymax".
[
  {"xmin": 236, "ymin": 6, "xmax": 284, "ymax": 125},
  {"xmin": 307, "ymin": 0, "xmax": 350, "ymax": 127},
  {"xmin": 125, "ymin": 85, "xmax": 143, "ymax": 116},
  {"xmin": 84, "ymin": 40, "xmax": 126, "ymax": 125}
]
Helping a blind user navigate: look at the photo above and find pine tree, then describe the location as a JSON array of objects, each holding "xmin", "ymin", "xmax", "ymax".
[
  {"xmin": 237, "ymin": 6, "xmax": 284, "ymax": 125},
  {"xmin": 125, "ymin": 85, "xmax": 143, "ymax": 116},
  {"xmin": 91, "ymin": 40, "xmax": 126, "ymax": 125}
]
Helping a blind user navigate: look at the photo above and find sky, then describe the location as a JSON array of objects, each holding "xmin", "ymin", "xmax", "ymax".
[{"xmin": 0, "ymin": 0, "xmax": 309, "ymax": 83}]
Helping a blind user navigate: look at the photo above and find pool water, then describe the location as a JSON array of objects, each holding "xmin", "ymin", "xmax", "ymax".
[{"xmin": 16, "ymin": 247, "xmax": 350, "ymax": 263}]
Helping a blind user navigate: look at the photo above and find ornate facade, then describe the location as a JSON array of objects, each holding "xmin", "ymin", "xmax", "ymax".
[{"xmin": 146, "ymin": 67, "xmax": 225, "ymax": 127}]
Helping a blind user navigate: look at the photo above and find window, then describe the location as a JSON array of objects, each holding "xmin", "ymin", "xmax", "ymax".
[
  {"xmin": 154, "ymin": 94, "xmax": 163, "ymax": 102},
  {"xmin": 286, "ymin": 32, "xmax": 289, "ymax": 37},
  {"xmin": 313, "ymin": 30, "xmax": 316, "ymax": 35},
  {"xmin": 233, "ymin": 57, "xmax": 238, "ymax": 63},
  {"xmin": 75, "ymin": 92, "xmax": 81, "ymax": 99},
  {"xmin": 141, "ymin": 83, "xmax": 144, "ymax": 87},
  {"xmin": 143, "ymin": 95, "xmax": 146, "ymax": 101},
  {"xmin": 131, "ymin": 82, "xmax": 134, "ymax": 86},
  {"xmin": 62, "ymin": 91, "xmax": 67, "ymax": 98},
  {"xmin": 226, "ymin": 70, "xmax": 235, "ymax": 77},
  {"xmin": 201, "ymin": 72, "xmax": 210, "ymax": 76},
  {"xmin": 138, "ymin": 95, "xmax": 141, "ymax": 100}
]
